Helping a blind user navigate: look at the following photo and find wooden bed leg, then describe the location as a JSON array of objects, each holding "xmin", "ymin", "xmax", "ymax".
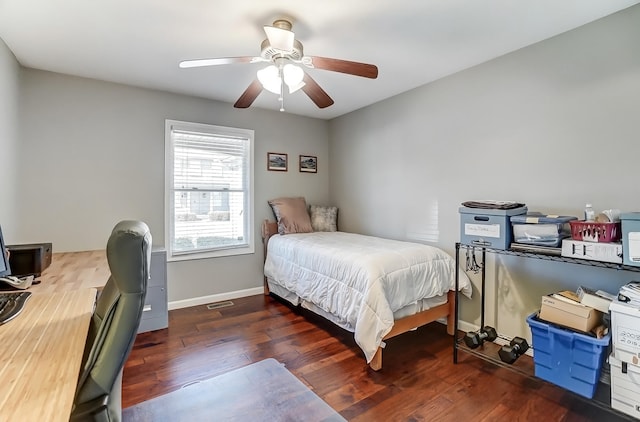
[
  {"xmin": 263, "ymin": 276, "xmax": 270, "ymax": 296},
  {"xmin": 262, "ymin": 219, "xmax": 278, "ymax": 297},
  {"xmin": 446, "ymin": 290, "xmax": 455, "ymax": 335},
  {"xmin": 369, "ymin": 347, "xmax": 383, "ymax": 371}
]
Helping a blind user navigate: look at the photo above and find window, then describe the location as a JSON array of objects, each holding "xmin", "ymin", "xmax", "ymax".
[{"xmin": 165, "ymin": 120, "xmax": 254, "ymax": 260}]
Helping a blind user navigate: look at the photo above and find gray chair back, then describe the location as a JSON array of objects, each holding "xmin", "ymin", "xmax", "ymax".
[{"xmin": 72, "ymin": 220, "xmax": 151, "ymax": 422}]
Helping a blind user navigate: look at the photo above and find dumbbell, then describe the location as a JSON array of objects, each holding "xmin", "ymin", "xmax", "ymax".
[
  {"xmin": 463, "ymin": 326, "xmax": 497, "ymax": 349},
  {"xmin": 498, "ymin": 337, "xmax": 529, "ymax": 364}
]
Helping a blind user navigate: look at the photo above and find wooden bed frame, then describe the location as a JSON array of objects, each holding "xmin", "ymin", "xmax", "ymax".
[{"xmin": 261, "ymin": 220, "xmax": 455, "ymax": 371}]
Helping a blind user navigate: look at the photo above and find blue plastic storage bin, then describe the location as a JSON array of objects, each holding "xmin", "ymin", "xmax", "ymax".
[{"xmin": 527, "ymin": 312, "xmax": 610, "ymax": 398}]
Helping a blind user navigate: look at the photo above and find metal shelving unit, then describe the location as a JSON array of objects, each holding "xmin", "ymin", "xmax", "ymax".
[{"xmin": 452, "ymin": 242, "xmax": 639, "ymax": 420}]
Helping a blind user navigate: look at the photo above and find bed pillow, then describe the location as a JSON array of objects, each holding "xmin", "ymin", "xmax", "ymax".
[
  {"xmin": 309, "ymin": 205, "xmax": 338, "ymax": 232},
  {"xmin": 268, "ymin": 197, "xmax": 313, "ymax": 235}
]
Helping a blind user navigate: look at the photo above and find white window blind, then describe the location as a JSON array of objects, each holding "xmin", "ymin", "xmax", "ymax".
[{"xmin": 165, "ymin": 120, "xmax": 254, "ymax": 259}]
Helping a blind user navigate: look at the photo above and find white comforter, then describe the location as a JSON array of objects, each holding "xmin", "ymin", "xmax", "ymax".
[{"xmin": 263, "ymin": 231, "xmax": 472, "ymax": 363}]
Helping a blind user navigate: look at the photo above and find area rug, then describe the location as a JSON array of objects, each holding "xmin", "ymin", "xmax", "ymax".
[{"xmin": 122, "ymin": 358, "xmax": 346, "ymax": 422}]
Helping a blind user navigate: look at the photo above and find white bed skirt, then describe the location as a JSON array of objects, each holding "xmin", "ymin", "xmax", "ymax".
[{"xmin": 267, "ymin": 279, "xmax": 449, "ymax": 333}]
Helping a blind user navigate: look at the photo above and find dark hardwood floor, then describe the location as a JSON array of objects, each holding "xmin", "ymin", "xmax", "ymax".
[{"xmin": 123, "ymin": 294, "xmax": 628, "ymax": 421}]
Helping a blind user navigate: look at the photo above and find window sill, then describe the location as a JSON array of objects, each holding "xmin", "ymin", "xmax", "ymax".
[{"xmin": 167, "ymin": 245, "xmax": 255, "ymax": 262}]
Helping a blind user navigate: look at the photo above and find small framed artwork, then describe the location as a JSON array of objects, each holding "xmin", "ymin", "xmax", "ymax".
[
  {"xmin": 267, "ymin": 152, "xmax": 288, "ymax": 171},
  {"xmin": 299, "ymin": 155, "xmax": 318, "ymax": 173}
]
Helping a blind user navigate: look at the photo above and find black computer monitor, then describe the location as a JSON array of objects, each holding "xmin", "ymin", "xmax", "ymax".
[{"xmin": 0, "ymin": 225, "xmax": 11, "ymax": 277}]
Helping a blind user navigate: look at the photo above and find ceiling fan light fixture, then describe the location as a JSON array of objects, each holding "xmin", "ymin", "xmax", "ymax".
[
  {"xmin": 257, "ymin": 65, "xmax": 281, "ymax": 94},
  {"xmin": 287, "ymin": 81, "xmax": 305, "ymax": 94},
  {"xmin": 283, "ymin": 63, "xmax": 304, "ymax": 86}
]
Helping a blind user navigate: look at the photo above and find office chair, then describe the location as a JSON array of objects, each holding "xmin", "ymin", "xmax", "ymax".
[{"xmin": 70, "ymin": 220, "xmax": 152, "ymax": 422}]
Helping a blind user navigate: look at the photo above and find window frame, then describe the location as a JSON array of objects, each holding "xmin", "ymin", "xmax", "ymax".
[{"xmin": 165, "ymin": 119, "xmax": 255, "ymax": 261}]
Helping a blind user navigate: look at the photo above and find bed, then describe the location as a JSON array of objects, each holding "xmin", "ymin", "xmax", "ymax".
[{"xmin": 262, "ymin": 217, "xmax": 472, "ymax": 371}]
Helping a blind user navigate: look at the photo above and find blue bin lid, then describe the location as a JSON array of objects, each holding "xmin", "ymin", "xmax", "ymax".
[
  {"xmin": 621, "ymin": 212, "xmax": 640, "ymax": 221},
  {"xmin": 511, "ymin": 213, "xmax": 578, "ymax": 224},
  {"xmin": 526, "ymin": 312, "xmax": 611, "ymax": 345}
]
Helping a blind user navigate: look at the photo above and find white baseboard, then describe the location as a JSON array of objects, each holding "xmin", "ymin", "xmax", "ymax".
[
  {"xmin": 168, "ymin": 287, "xmax": 264, "ymax": 310},
  {"xmin": 456, "ymin": 319, "xmax": 478, "ymax": 334}
]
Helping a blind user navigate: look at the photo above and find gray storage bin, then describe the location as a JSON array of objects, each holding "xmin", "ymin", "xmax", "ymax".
[{"xmin": 459, "ymin": 206, "xmax": 527, "ymax": 249}]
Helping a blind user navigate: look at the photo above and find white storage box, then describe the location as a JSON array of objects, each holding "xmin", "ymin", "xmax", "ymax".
[
  {"xmin": 459, "ymin": 206, "xmax": 527, "ymax": 250},
  {"xmin": 610, "ymin": 300, "xmax": 640, "ymax": 366},
  {"xmin": 609, "ymin": 354, "xmax": 640, "ymax": 419},
  {"xmin": 561, "ymin": 239, "xmax": 623, "ymax": 264},
  {"xmin": 622, "ymin": 212, "xmax": 640, "ymax": 267}
]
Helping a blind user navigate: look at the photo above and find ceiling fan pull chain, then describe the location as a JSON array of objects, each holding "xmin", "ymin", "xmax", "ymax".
[{"xmin": 278, "ymin": 64, "xmax": 285, "ymax": 112}]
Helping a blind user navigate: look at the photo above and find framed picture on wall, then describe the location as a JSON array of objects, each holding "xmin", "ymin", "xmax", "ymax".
[
  {"xmin": 299, "ymin": 155, "xmax": 317, "ymax": 173},
  {"xmin": 267, "ymin": 152, "xmax": 288, "ymax": 171}
]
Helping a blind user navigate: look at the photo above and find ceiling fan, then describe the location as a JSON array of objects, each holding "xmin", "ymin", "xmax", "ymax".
[{"xmin": 179, "ymin": 19, "xmax": 379, "ymax": 111}]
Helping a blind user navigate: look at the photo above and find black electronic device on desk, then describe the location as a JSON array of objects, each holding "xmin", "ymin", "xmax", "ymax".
[
  {"xmin": 0, "ymin": 225, "xmax": 33, "ymax": 323},
  {"xmin": 0, "ymin": 225, "xmax": 11, "ymax": 280},
  {"xmin": 0, "ymin": 225, "xmax": 36, "ymax": 290},
  {"xmin": 6, "ymin": 242, "xmax": 52, "ymax": 278}
]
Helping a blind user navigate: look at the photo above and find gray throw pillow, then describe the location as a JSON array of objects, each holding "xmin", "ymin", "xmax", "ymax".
[{"xmin": 309, "ymin": 205, "xmax": 338, "ymax": 232}]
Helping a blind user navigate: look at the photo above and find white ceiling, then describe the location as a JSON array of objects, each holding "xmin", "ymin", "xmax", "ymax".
[{"xmin": 1, "ymin": 0, "xmax": 638, "ymax": 120}]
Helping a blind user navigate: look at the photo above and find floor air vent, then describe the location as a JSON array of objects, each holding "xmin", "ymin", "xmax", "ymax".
[{"xmin": 206, "ymin": 300, "xmax": 234, "ymax": 310}]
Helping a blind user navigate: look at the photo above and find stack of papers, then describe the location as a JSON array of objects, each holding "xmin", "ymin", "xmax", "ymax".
[
  {"xmin": 461, "ymin": 200, "xmax": 526, "ymax": 210},
  {"xmin": 618, "ymin": 281, "xmax": 640, "ymax": 307},
  {"xmin": 576, "ymin": 286, "xmax": 615, "ymax": 313}
]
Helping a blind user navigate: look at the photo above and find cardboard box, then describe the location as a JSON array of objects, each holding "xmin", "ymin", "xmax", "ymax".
[
  {"xmin": 576, "ymin": 285, "xmax": 614, "ymax": 313},
  {"xmin": 610, "ymin": 300, "xmax": 640, "ymax": 365},
  {"xmin": 609, "ymin": 354, "xmax": 640, "ymax": 419},
  {"xmin": 561, "ymin": 239, "xmax": 623, "ymax": 264},
  {"xmin": 539, "ymin": 294, "xmax": 603, "ymax": 333}
]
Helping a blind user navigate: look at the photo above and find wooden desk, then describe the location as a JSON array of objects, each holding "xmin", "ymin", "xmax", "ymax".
[
  {"xmin": 0, "ymin": 288, "xmax": 97, "ymax": 421},
  {"xmin": 34, "ymin": 250, "xmax": 110, "ymax": 293}
]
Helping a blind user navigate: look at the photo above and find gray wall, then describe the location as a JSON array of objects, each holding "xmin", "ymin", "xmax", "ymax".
[
  {"xmin": 328, "ymin": 5, "xmax": 640, "ymax": 339},
  {"xmin": 0, "ymin": 38, "xmax": 20, "ymax": 241},
  {"xmin": 17, "ymin": 69, "xmax": 330, "ymax": 302},
  {"xmin": 4, "ymin": 5, "xmax": 640, "ymax": 332}
]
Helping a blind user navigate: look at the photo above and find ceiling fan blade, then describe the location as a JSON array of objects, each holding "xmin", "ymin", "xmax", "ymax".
[
  {"xmin": 301, "ymin": 73, "xmax": 334, "ymax": 109},
  {"xmin": 179, "ymin": 57, "xmax": 255, "ymax": 68},
  {"xmin": 234, "ymin": 80, "xmax": 263, "ymax": 108},
  {"xmin": 264, "ymin": 25, "xmax": 294, "ymax": 52},
  {"xmin": 306, "ymin": 56, "xmax": 378, "ymax": 79}
]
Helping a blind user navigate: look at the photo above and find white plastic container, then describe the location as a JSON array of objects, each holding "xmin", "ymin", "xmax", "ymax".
[
  {"xmin": 510, "ymin": 214, "xmax": 577, "ymax": 247},
  {"xmin": 584, "ymin": 203, "xmax": 595, "ymax": 221}
]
